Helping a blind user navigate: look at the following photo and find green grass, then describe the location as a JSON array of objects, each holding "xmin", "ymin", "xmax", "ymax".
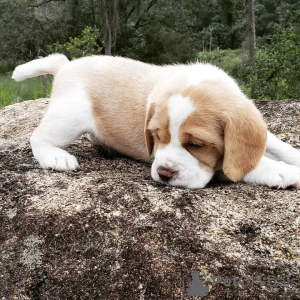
[{"xmin": 0, "ymin": 73, "xmax": 52, "ymax": 108}]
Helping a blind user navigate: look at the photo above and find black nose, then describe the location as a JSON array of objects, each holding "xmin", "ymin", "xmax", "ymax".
[{"xmin": 157, "ymin": 166, "xmax": 174, "ymax": 182}]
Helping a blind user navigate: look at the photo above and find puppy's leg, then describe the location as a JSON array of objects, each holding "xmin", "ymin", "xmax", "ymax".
[
  {"xmin": 242, "ymin": 156, "xmax": 300, "ymax": 188},
  {"xmin": 264, "ymin": 131, "xmax": 300, "ymax": 167},
  {"xmin": 31, "ymin": 90, "xmax": 98, "ymax": 171}
]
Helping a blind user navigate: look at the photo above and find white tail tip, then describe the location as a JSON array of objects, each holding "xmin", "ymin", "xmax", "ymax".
[
  {"xmin": 11, "ymin": 65, "xmax": 29, "ymax": 82},
  {"xmin": 11, "ymin": 54, "xmax": 69, "ymax": 82}
]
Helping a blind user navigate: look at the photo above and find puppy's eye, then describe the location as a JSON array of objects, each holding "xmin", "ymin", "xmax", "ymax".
[{"xmin": 186, "ymin": 142, "xmax": 203, "ymax": 149}]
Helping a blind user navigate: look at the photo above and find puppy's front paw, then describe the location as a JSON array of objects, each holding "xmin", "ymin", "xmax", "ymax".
[
  {"xmin": 34, "ymin": 148, "xmax": 79, "ymax": 171},
  {"xmin": 265, "ymin": 162, "xmax": 300, "ymax": 189},
  {"xmin": 243, "ymin": 159, "xmax": 300, "ymax": 189}
]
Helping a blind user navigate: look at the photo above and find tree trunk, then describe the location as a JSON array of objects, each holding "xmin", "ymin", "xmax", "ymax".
[
  {"xmin": 209, "ymin": 25, "xmax": 213, "ymax": 52},
  {"xmin": 105, "ymin": 10, "xmax": 112, "ymax": 55},
  {"xmin": 245, "ymin": 0, "xmax": 256, "ymax": 61},
  {"xmin": 103, "ymin": 0, "xmax": 119, "ymax": 56},
  {"xmin": 245, "ymin": 0, "xmax": 257, "ymax": 98}
]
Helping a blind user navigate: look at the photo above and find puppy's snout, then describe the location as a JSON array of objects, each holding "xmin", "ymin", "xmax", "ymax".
[{"xmin": 157, "ymin": 166, "xmax": 176, "ymax": 182}]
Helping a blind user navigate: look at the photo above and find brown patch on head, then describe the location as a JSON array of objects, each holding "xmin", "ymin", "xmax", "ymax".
[
  {"xmin": 144, "ymin": 78, "xmax": 189, "ymax": 157},
  {"xmin": 145, "ymin": 103, "xmax": 156, "ymax": 156},
  {"xmin": 178, "ymin": 87, "xmax": 225, "ymax": 172},
  {"xmin": 180, "ymin": 82, "xmax": 267, "ymax": 180},
  {"xmin": 145, "ymin": 98, "xmax": 171, "ymax": 156}
]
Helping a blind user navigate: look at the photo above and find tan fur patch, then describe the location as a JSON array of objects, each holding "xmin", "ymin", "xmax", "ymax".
[
  {"xmin": 181, "ymin": 82, "xmax": 267, "ymax": 181},
  {"xmin": 86, "ymin": 57, "xmax": 162, "ymax": 162},
  {"xmin": 178, "ymin": 86, "xmax": 225, "ymax": 172}
]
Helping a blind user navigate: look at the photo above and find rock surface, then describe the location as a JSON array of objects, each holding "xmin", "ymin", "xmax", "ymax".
[{"xmin": 0, "ymin": 99, "xmax": 300, "ymax": 299}]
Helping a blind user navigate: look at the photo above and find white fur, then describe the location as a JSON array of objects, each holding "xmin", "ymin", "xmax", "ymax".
[
  {"xmin": 185, "ymin": 63, "xmax": 242, "ymax": 95},
  {"xmin": 11, "ymin": 54, "xmax": 68, "ymax": 81},
  {"xmin": 151, "ymin": 94, "xmax": 213, "ymax": 188},
  {"xmin": 243, "ymin": 132, "xmax": 300, "ymax": 188},
  {"xmin": 168, "ymin": 94, "xmax": 195, "ymax": 145},
  {"xmin": 13, "ymin": 54, "xmax": 101, "ymax": 171},
  {"xmin": 243, "ymin": 156, "xmax": 300, "ymax": 188},
  {"xmin": 264, "ymin": 132, "xmax": 300, "ymax": 167},
  {"xmin": 30, "ymin": 88, "xmax": 99, "ymax": 171}
]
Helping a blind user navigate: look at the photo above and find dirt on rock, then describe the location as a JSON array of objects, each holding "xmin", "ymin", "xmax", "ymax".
[{"xmin": 0, "ymin": 99, "xmax": 300, "ymax": 299}]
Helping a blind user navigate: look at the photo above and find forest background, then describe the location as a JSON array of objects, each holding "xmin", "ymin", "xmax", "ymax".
[{"xmin": 0, "ymin": 0, "xmax": 299, "ymax": 107}]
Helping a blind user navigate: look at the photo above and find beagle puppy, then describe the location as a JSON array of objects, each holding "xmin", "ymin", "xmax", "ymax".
[{"xmin": 12, "ymin": 54, "xmax": 300, "ymax": 189}]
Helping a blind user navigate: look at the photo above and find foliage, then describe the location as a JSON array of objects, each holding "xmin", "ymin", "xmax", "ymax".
[
  {"xmin": 0, "ymin": 60, "xmax": 17, "ymax": 74},
  {"xmin": 198, "ymin": 28, "xmax": 300, "ymax": 100},
  {"xmin": 1, "ymin": 0, "xmax": 300, "ymax": 106},
  {"xmin": 256, "ymin": 0, "xmax": 300, "ymax": 39},
  {"xmin": 116, "ymin": 0, "xmax": 200, "ymax": 64},
  {"xmin": 248, "ymin": 28, "xmax": 300, "ymax": 99},
  {"xmin": 1, "ymin": 0, "xmax": 300, "ymax": 64},
  {"xmin": 48, "ymin": 27, "xmax": 102, "ymax": 59}
]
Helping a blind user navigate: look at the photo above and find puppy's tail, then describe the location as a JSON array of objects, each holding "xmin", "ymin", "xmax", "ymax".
[{"xmin": 11, "ymin": 53, "xmax": 69, "ymax": 82}]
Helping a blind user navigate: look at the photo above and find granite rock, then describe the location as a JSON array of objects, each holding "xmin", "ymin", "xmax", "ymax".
[{"xmin": 0, "ymin": 99, "xmax": 300, "ymax": 299}]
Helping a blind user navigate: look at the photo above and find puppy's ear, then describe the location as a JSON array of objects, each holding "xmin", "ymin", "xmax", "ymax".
[
  {"xmin": 144, "ymin": 103, "xmax": 155, "ymax": 156},
  {"xmin": 222, "ymin": 101, "xmax": 267, "ymax": 181}
]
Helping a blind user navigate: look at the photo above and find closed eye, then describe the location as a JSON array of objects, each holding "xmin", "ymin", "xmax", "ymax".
[{"xmin": 185, "ymin": 141, "xmax": 203, "ymax": 149}]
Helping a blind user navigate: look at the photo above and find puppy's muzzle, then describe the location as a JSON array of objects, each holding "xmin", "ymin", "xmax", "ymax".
[{"xmin": 157, "ymin": 166, "xmax": 177, "ymax": 182}]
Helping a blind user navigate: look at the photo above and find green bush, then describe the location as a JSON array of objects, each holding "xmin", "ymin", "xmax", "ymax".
[
  {"xmin": 0, "ymin": 60, "xmax": 17, "ymax": 74},
  {"xmin": 48, "ymin": 27, "xmax": 102, "ymax": 59},
  {"xmin": 198, "ymin": 30, "xmax": 300, "ymax": 101},
  {"xmin": 198, "ymin": 49, "xmax": 246, "ymax": 77},
  {"xmin": 249, "ymin": 28, "xmax": 300, "ymax": 99}
]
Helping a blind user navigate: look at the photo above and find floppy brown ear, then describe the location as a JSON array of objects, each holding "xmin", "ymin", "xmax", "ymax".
[
  {"xmin": 144, "ymin": 103, "xmax": 155, "ymax": 156},
  {"xmin": 222, "ymin": 101, "xmax": 267, "ymax": 181}
]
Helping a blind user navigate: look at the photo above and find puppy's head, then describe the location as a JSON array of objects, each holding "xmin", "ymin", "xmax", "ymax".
[{"xmin": 145, "ymin": 81, "xmax": 267, "ymax": 188}]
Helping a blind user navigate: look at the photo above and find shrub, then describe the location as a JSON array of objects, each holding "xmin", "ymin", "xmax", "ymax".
[
  {"xmin": 249, "ymin": 28, "xmax": 300, "ymax": 100},
  {"xmin": 48, "ymin": 27, "xmax": 102, "ymax": 59},
  {"xmin": 199, "ymin": 29, "xmax": 300, "ymax": 100}
]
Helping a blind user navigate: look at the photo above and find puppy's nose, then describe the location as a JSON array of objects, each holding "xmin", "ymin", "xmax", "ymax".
[{"xmin": 157, "ymin": 166, "xmax": 174, "ymax": 182}]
